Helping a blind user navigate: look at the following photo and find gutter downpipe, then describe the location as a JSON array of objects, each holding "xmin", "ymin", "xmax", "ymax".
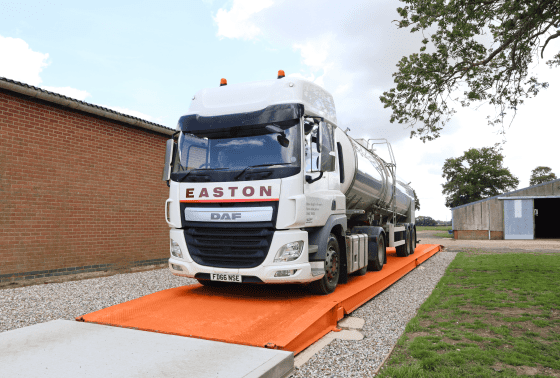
[{"xmin": 488, "ymin": 201, "xmax": 491, "ymax": 240}]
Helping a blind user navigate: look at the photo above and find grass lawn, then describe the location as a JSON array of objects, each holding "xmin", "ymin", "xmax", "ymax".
[
  {"xmin": 378, "ymin": 251, "xmax": 560, "ymax": 377},
  {"xmin": 417, "ymin": 226, "xmax": 452, "ymax": 232},
  {"xmin": 433, "ymin": 232, "xmax": 454, "ymax": 239}
]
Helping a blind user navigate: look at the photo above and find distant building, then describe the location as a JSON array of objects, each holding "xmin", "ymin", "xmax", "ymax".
[
  {"xmin": 451, "ymin": 179, "xmax": 560, "ymax": 240},
  {"xmin": 0, "ymin": 77, "xmax": 174, "ymax": 286}
]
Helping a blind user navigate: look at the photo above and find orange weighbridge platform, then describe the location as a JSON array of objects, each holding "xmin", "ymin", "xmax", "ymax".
[{"xmin": 78, "ymin": 244, "xmax": 441, "ymax": 355}]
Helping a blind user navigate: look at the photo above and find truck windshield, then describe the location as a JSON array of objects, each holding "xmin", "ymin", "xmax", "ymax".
[{"xmin": 172, "ymin": 122, "xmax": 301, "ymax": 180}]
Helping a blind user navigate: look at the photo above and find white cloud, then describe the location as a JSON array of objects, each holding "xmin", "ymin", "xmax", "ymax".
[
  {"xmin": 0, "ymin": 35, "xmax": 49, "ymax": 85},
  {"xmin": 214, "ymin": 0, "xmax": 274, "ymax": 40},
  {"xmin": 213, "ymin": 1, "xmax": 560, "ymax": 220},
  {"xmin": 293, "ymin": 33, "xmax": 334, "ymax": 70},
  {"xmin": 40, "ymin": 86, "xmax": 91, "ymax": 101}
]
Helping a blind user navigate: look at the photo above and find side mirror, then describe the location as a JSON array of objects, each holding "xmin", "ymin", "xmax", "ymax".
[{"xmin": 162, "ymin": 139, "xmax": 174, "ymax": 181}]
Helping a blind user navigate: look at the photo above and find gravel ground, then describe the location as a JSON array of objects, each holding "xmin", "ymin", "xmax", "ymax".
[
  {"xmin": 289, "ymin": 251, "xmax": 457, "ymax": 378},
  {"xmin": 0, "ymin": 269, "xmax": 197, "ymax": 333},
  {"xmin": 0, "ymin": 251, "xmax": 455, "ymax": 377},
  {"xmin": 418, "ymin": 230, "xmax": 560, "ymax": 252}
]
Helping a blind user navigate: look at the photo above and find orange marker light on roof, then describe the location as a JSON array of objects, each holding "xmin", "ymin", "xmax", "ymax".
[
  {"xmin": 277, "ymin": 70, "xmax": 285, "ymax": 79},
  {"xmin": 220, "ymin": 78, "xmax": 227, "ymax": 86}
]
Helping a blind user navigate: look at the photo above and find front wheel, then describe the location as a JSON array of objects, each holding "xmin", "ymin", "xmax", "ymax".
[{"xmin": 308, "ymin": 234, "xmax": 340, "ymax": 295}]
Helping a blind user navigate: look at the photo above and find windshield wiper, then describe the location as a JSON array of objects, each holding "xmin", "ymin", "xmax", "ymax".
[
  {"xmin": 176, "ymin": 168, "xmax": 229, "ymax": 182},
  {"xmin": 234, "ymin": 163, "xmax": 293, "ymax": 180}
]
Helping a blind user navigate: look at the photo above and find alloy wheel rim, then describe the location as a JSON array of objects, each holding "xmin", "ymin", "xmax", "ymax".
[{"xmin": 325, "ymin": 247, "xmax": 338, "ymax": 283}]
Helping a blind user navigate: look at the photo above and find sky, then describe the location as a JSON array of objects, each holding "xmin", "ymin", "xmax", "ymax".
[{"xmin": 1, "ymin": 0, "xmax": 559, "ymax": 221}]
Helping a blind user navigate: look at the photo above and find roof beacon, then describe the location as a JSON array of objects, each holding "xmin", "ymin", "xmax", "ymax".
[
  {"xmin": 277, "ymin": 70, "xmax": 285, "ymax": 79},
  {"xmin": 220, "ymin": 78, "xmax": 227, "ymax": 86}
]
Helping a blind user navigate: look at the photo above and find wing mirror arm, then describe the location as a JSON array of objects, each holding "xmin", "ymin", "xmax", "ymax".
[{"xmin": 305, "ymin": 171, "xmax": 323, "ymax": 184}]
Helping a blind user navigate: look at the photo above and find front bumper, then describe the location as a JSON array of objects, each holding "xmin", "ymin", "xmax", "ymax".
[{"xmin": 168, "ymin": 228, "xmax": 324, "ymax": 283}]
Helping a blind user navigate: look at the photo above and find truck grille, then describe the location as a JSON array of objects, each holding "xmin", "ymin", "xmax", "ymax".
[{"xmin": 184, "ymin": 227, "xmax": 274, "ymax": 269}]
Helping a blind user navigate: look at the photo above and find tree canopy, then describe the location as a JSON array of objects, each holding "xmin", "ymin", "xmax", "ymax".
[
  {"xmin": 416, "ymin": 215, "xmax": 437, "ymax": 226},
  {"xmin": 380, "ymin": 0, "xmax": 560, "ymax": 142},
  {"xmin": 442, "ymin": 144, "xmax": 519, "ymax": 207},
  {"xmin": 529, "ymin": 166, "xmax": 558, "ymax": 186}
]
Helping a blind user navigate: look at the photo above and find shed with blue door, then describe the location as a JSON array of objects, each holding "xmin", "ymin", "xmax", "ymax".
[{"xmin": 450, "ymin": 179, "xmax": 560, "ymax": 240}]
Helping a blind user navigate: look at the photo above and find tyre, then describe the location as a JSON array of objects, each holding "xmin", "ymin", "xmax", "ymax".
[
  {"xmin": 395, "ymin": 228, "xmax": 411, "ymax": 257},
  {"xmin": 368, "ymin": 233, "xmax": 385, "ymax": 271},
  {"xmin": 351, "ymin": 226, "xmax": 385, "ymax": 272},
  {"xmin": 410, "ymin": 227, "xmax": 417, "ymax": 254},
  {"xmin": 308, "ymin": 233, "xmax": 340, "ymax": 295},
  {"xmin": 355, "ymin": 264, "xmax": 368, "ymax": 276}
]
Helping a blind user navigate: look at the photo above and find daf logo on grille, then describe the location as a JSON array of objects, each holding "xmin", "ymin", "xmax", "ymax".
[{"xmin": 211, "ymin": 212, "xmax": 242, "ymax": 221}]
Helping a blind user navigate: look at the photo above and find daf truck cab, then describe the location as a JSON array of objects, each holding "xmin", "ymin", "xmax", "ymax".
[{"xmin": 163, "ymin": 72, "xmax": 416, "ymax": 294}]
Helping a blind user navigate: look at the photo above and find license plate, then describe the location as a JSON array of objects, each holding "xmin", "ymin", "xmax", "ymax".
[{"xmin": 211, "ymin": 273, "xmax": 242, "ymax": 283}]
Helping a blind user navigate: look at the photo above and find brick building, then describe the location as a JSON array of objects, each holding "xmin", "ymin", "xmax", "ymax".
[{"xmin": 0, "ymin": 77, "xmax": 174, "ymax": 286}]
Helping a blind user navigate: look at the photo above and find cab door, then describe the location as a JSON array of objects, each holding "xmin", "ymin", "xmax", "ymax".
[{"xmin": 303, "ymin": 119, "xmax": 337, "ymax": 226}]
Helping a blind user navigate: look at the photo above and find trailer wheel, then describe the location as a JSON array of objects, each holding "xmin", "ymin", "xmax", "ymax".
[
  {"xmin": 308, "ymin": 233, "xmax": 340, "ymax": 295},
  {"xmin": 396, "ymin": 229, "xmax": 411, "ymax": 257}
]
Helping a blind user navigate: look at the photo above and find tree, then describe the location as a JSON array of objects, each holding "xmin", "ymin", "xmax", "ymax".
[
  {"xmin": 442, "ymin": 144, "xmax": 519, "ymax": 207},
  {"xmin": 380, "ymin": 0, "xmax": 560, "ymax": 142},
  {"xmin": 412, "ymin": 188, "xmax": 421, "ymax": 211},
  {"xmin": 416, "ymin": 216, "xmax": 437, "ymax": 226},
  {"xmin": 530, "ymin": 166, "xmax": 557, "ymax": 186}
]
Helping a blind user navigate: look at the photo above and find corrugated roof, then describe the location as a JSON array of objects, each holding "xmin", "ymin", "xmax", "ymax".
[
  {"xmin": 0, "ymin": 76, "xmax": 175, "ymax": 136},
  {"xmin": 450, "ymin": 178, "xmax": 560, "ymax": 210}
]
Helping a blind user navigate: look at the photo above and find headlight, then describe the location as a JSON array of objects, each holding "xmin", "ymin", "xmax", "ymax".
[
  {"xmin": 274, "ymin": 241, "xmax": 303, "ymax": 262},
  {"xmin": 170, "ymin": 240, "xmax": 183, "ymax": 258}
]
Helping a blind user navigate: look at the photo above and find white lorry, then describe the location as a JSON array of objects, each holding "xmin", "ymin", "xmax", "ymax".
[{"xmin": 163, "ymin": 71, "xmax": 417, "ymax": 294}]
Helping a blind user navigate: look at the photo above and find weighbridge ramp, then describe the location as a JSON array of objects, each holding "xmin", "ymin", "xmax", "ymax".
[{"xmin": 78, "ymin": 244, "xmax": 441, "ymax": 355}]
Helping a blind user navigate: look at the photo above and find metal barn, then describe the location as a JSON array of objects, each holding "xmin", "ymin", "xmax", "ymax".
[{"xmin": 450, "ymin": 179, "xmax": 560, "ymax": 240}]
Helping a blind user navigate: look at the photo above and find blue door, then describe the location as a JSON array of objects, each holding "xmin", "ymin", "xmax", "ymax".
[{"xmin": 504, "ymin": 199, "xmax": 534, "ymax": 239}]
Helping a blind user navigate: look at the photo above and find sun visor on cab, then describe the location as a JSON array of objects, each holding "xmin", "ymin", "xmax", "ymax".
[{"xmin": 178, "ymin": 103, "xmax": 304, "ymax": 137}]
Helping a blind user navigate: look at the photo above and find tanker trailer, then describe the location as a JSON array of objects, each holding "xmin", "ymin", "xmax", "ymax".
[
  {"xmin": 163, "ymin": 73, "xmax": 417, "ymax": 294},
  {"xmin": 336, "ymin": 131, "xmax": 417, "ymax": 257}
]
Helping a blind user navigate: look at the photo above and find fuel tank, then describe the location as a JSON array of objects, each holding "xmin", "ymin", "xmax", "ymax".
[{"xmin": 336, "ymin": 127, "xmax": 415, "ymax": 218}]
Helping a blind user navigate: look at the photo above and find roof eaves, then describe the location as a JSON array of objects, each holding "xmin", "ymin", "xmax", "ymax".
[
  {"xmin": 450, "ymin": 177, "xmax": 560, "ymax": 211},
  {"xmin": 0, "ymin": 76, "xmax": 176, "ymax": 136}
]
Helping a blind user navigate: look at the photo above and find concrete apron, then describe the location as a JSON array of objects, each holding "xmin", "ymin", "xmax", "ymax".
[{"xmin": 0, "ymin": 320, "xmax": 293, "ymax": 378}]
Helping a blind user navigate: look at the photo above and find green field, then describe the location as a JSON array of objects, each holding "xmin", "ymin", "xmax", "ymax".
[
  {"xmin": 416, "ymin": 226, "xmax": 452, "ymax": 231},
  {"xmin": 378, "ymin": 252, "xmax": 560, "ymax": 377}
]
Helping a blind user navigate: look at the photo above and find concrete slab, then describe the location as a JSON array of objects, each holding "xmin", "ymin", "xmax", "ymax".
[{"xmin": 0, "ymin": 320, "xmax": 293, "ymax": 378}]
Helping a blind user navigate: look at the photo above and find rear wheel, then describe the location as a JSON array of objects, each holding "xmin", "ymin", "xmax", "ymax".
[
  {"xmin": 351, "ymin": 226, "xmax": 385, "ymax": 271},
  {"xmin": 410, "ymin": 227, "xmax": 417, "ymax": 254},
  {"xmin": 396, "ymin": 228, "xmax": 411, "ymax": 257},
  {"xmin": 308, "ymin": 234, "xmax": 340, "ymax": 295},
  {"xmin": 368, "ymin": 233, "xmax": 385, "ymax": 271}
]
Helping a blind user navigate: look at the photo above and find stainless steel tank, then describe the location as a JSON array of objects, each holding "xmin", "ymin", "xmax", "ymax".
[{"xmin": 336, "ymin": 128, "xmax": 415, "ymax": 218}]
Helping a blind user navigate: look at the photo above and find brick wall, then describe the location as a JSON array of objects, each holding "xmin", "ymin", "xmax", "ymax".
[
  {"xmin": 454, "ymin": 230, "xmax": 504, "ymax": 240},
  {"xmin": 0, "ymin": 90, "xmax": 170, "ymax": 286}
]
